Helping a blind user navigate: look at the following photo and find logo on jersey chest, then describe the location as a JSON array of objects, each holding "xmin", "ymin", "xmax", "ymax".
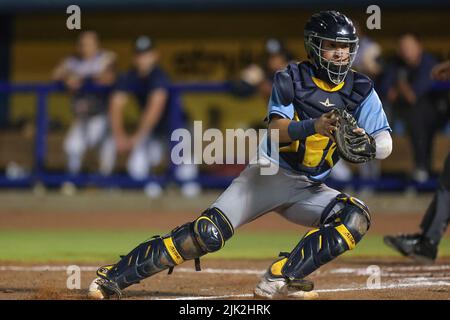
[{"xmin": 319, "ymin": 98, "xmax": 335, "ymax": 108}]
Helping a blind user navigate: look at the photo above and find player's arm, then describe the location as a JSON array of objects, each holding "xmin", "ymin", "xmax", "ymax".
[
  {"xmin": 93, "ymin": 51, "xmax": 117, "ymax": 86},
  {"xmin": 431, "ymin": 60, "xmax": 450, "ymax": 81},
  {"xmin": 132, "ymin": 88, "xmax": 168, "ymax": 143},
  {"xmin": 355, "ymin": 89, "xmax": 393, "ymax": 160},
  {"xmin": 52, "ymin": 59, "xmax": 69, "ymax": 81},
  {"xmin": 269, "ymin": 112, "xmax": 338, "ymax": 143},
  {"xmin": 109, "ymin": 91, "xmax": 130, "ymax": 153},
  {"xmin": 372, "ymin": 130, "xmax": 392, "ymax": 160},
  {"xmin": 52, "ymin": 58, "xmax": 82, "ymax": 92},
  {"xmin": 396, "ymin": 76, "xmax": 417, "ymax": 105},
  {"xmin": 267, "ymin": 82, "xmax": 337, "ymax": 143}
]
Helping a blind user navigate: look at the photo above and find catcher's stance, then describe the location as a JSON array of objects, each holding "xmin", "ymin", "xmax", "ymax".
[{"xmin": 89, "ymin": 11, "xmax": 393, "ymax": 299}]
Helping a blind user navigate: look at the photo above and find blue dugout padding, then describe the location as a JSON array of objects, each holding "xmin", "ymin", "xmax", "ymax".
[{"xmin": 0, "ymin": 81, "xmax": 448, "ymax": 191}]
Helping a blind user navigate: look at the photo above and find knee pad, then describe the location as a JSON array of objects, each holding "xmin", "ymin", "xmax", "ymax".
[
  {"xmin": 171, "ymin": 207, "xmax": 234, "ymax": 259},
  {"xmin": 325, "ymin": 195, "xmax": 371, "ymax": 245},
  {"xmin": 272, "ymin": 194, "xmax": 371, "ymax": 281}
]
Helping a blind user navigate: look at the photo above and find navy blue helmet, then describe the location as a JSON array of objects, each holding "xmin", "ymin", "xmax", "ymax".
[{"xmin": 304, "ymin": 11, "xmax": 359, "ymax": 84}]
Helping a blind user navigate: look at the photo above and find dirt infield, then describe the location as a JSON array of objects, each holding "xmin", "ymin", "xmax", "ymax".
[
  {"xmin": 1, "ymin": 258, "xmax": 450, "ymax": 300},
  {"xmin": 0, "ymin": 208, "xmax": 433, "ymax": 235},
  {"xmin": 1, "ymin": 191, "xmax": 450, "ymax": 300}
]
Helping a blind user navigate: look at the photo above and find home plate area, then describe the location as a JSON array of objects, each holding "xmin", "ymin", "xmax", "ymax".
[{"xmin": 0, "ymin": 258, "xmax": 449, "ymax": 300}]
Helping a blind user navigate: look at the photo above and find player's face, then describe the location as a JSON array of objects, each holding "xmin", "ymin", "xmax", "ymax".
[
  {"xmin": 267, "ymin": 54, "xmax": 288, "ymax": 73},
  {"xmin": 134, "ymin": 51, "xmax": 158, "ymax": 73},
  {"xmin": 77, "ymin": 32, "xmax": 99, "ymax": 59},
  {"xmin": 321, "ymin": 40, "xmax": 350, "ymax": 65},
  {"xmin": 398, "ymin": 35, "xmax": 422, "ymax": 67}
]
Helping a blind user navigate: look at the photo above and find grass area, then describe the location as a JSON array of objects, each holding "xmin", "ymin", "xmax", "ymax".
[{"xmin": 1, "ymin": 230, "xmax": 450, "ymax": 263}]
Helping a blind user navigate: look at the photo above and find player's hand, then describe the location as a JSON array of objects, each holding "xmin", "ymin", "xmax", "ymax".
[
  {"xmin": 129, "ymin": 133, "xmax": 147, "ymax": 149},
  {"xmin": 64, "ymin": 74, "xmax": 82, "ymax": 92},
  {"xmin": 314, "ymin": 111, "xmax": 338, "ymax": 139},
  {"xmin": 115, "ymin": 134, "xmax": 131, "ymax": 154},
  {"xmin": 353, "ymin": 127, "xmax": 365, "ymax": 135},
  {"xmin": 431, "ymin": 61, "xmax": 450, "ymax": 81}
]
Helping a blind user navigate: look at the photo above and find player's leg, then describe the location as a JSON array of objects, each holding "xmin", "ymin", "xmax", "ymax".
[
  {"xmin": 255, "ymin": 184, "xmax": 371, "ymax": 299},
  {"xmin": 85, "ymin": 114, "xmax": 108, "ymax": 148},
  {"xmin": 64, "ymin": 118, "xmax": 88, "ymax": 174},
  {"xmin": 127, "ymin": 138, "xmax": 151, "ymax": 180},
  {"xmin": 88, "ymin": 163, "xmax": 294, "ymax": 299},
  {"xmin": 384, "ymin": 152, "xmax": 450, "ymax": 263},
  {"xmin": 418, "ymin": 152, "xmax": 450, "ymax": 259},
  {"xmin": 88, "ymin": 206, "xmax": 234, "ymax": 299},
  {"xmin": 84, "ymin": 114, "xmax": 113, "ymax": 175},
  {"xmin": 98, "ymin": 135, "xmax": 117, "ymax": 176}
]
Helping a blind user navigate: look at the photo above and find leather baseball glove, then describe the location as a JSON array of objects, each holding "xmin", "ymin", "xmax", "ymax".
[{"xmin": 332, "ymin": 108, "xmax": 376, "ymax": 163}]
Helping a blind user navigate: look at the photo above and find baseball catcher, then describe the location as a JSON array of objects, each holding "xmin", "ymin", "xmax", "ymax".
[{"xmin": 89, "ymin": 11, "xmax": 393, "ymax": 299}]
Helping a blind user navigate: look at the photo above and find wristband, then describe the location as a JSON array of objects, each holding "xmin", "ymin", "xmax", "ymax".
[{"xmin": 287, "ymin": 119, "xmax": 316, "ymax": 141}]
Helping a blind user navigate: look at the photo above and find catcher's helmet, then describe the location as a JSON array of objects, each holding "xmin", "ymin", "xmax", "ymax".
[{"xmin": 304, "ymin": 11, "xmax": 359, "ymax": 85}]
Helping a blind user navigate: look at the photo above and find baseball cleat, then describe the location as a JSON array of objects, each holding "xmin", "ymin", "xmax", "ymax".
[
  {"xmin": 384, "ymin": 233, "xmax": 437, "ymax": 264},
  {"xmin": 253, "ymin": 272, "xmax": 318, "ymax": 300},
  {"xmin": 410, "ymin": 237, "xmax": 437, "ymax": 264},
  {"xmin": 87, "ymin": 265, "xmax": 123, "ymax": 299},
  {"xmin": 384, "ymin": 233, "xmax": 421, "ymax": 257}
]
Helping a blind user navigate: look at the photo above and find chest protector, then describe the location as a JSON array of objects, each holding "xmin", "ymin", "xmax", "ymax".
[{"xmin": 278, "ymin": 61, "xmax": 373, "ymax": 177}]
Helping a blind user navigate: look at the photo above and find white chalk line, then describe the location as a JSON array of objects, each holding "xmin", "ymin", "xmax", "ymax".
[
  {"xmin": 1, "ymin": 265, "xmax": 449, "ymax": 300},
  {"xmin": 0, "ymin": 265, "xmax": 264, "ymax": 274},
  {"xmin": 150, "ymin": 293, "xmax": 254, "ymax": 300},
  {"xmin": 331, "ymin": 265, "xmax": 450, "ymax": 275},
  {"xmin": 149, "ymin": 281, "xmax": 450, "ymax": 300},
  {"xmin": 2, "ymin": 264, "xmax": 450, "ymax": 273}
]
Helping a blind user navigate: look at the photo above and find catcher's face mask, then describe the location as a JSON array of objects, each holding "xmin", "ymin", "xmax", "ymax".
[{"xmin": 306, "ymin": 35, "xmax": 359, "ymax": 85}]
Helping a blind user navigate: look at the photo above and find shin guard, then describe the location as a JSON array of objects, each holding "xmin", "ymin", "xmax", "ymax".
[
  {"xmin": 99, "ymin": 207, "xmax": 234, "ymax": 290},
  {"xmin": 269, "ymin": 195, "xmax": 371, "ymax": 284}
]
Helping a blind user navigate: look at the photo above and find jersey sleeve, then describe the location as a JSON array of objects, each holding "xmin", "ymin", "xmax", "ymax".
[
  {"xmin": 114, "ymin": 72, "xmax": 132, "ymax": 93},
  {"xmin": 148, "ymin": 68, "xmax": 170, "ymax": 92},
  {"xmin": 354, "ymin": 88, "xmax": 391, "ymax": 135},
  {"xmin": 267, "ymin": 86, "xmax": 295, "ymax": 120}
]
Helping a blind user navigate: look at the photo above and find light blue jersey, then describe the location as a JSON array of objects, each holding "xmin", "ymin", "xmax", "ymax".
[{"xmin": 260, "ymin": 85, "xmax": 391, "ymax": 180}]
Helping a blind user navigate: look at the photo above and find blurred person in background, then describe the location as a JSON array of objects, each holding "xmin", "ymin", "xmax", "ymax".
[
  {"xmin": 232, "ymin": 38, "xmax": 292, "ymax": 100},
  {"xmin": 103, "ymin": 36, "xmax": 200, "ymax": 198},
  {"xmin": 379, "ymin": 32, "xmax": 439, "ymax": 183},
  {"xmin": 230, "ymin": 38, "xmax": 292, "ymax": 129},
  {"xmin": 52, "ymin": 31, "xmax": 117, "ymax": 178},
  {"xmin": 259, "ymin": 38, "xmax": 294, "ymax": 100},
  {"xmin": 383, "ymin": 60, "xmax": 450, "ymax": 264}
]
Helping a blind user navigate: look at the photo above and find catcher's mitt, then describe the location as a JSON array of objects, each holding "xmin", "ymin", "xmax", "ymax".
[{"xmin": 332, "ymin": 108, "xmax": 376, "ymax": 163}]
